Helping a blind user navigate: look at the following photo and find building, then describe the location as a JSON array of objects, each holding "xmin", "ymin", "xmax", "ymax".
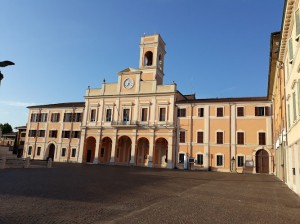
[
  {"xmin": 14, "ymin": 126, "xmax": 27, "ymax": 157},
  {"xmin": 273, "ymin": 0, "xmax": 300, "ymax": 196},
  {"xmin": 23, "ymin": 34, "xmax": 274, "ymax": 173}
]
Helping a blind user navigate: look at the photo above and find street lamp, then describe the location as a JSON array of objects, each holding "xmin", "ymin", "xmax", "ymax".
[{"xmin": 0, "ymin": 60, "xmax": 15, "ymax": 85}]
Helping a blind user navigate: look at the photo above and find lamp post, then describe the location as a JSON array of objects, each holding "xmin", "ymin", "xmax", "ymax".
[{"xmin": 0, "ymin": 60, "xmax": 15, "ymax": 85}]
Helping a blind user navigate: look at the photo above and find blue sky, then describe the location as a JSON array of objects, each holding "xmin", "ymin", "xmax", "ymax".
[{"xmin": 0, "ymin": 0, "xmax": 284, "ymax": 128}]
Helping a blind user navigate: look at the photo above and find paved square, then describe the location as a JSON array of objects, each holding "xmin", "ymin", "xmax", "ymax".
[{"xmin": 0, "ymin": 164, "xmax": 300, "ymax": 224}]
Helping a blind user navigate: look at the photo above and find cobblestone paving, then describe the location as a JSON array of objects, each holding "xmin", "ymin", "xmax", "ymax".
[{"xmin": 0, "ymin": 164, "xmax": 300, "ymax": 224}]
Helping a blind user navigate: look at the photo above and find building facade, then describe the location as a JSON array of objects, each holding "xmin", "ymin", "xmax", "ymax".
[
  {"xmin": 23, "ymin": 34, "xmax": 274, "ymax": 173},
  {"xmin": 274, "ymin": 0, "xmax": 300, "ymax": 196}
]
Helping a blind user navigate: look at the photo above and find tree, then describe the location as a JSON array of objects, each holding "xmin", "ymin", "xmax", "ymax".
[{"xmin": 0, "ymin": 123, "xmax": 13, "ymax": 135}]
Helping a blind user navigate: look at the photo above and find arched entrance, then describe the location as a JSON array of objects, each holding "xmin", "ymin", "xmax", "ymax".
[
  {"xmin": 137, "ymin": 138, "xmax": 149, "ymax": 166},
  {"xmin": 154, "ymin": 138, "xmax": 168, "ymax": 168},
  {"xmin": 256, "ymin": 149, "xmax": 269, "ymax": 173},
  {"xmin": 83, "ymin": 137, "xmax": 96, "ymax": 163},
  {"xmin": 99, "ymin": 137, "xmax": 112, "ymax": 164},
  {"xmin": 48, "ymin": 143, "xmax": 55, "ymax": 161},
  {"xmin": 116, "ymin": 136, "xmax": 132, "ymax": 165}
]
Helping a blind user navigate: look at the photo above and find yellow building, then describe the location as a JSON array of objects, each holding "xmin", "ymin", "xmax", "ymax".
[
  {"xmin": 24, "ymin": 34, "xmax": 274, "ymax": 173},
  {"xmin": 274, "ymin": 0, "xmax": 300, "ymax": 196}
]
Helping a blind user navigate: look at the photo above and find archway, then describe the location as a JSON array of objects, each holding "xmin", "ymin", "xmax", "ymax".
[
  {"xmin": 144, "ymin": 51, "xmax": 153, "ymax": 66},
  {"xmin": 137, "ymin": 138, "xmax": 149, "ymax": 166},
  {"xmin": 256, "ymin": 149, "xmax": 269, "ymax": 173},
  {"xmin": 83, "ymin": 137, "xmax": 96, "ymax": 163},
  {"xmin": 47, "ymin": 143, "xmax": 55, "ymax": 161},
  {"xmin": 154, "ymin": 138, "xmax": 168, "ymax": 167},
  {"xmin": 116, "ymin": 136, "xmax": 132, "ymax": 164},
  {"xmin": 100, "ymin": 137, "xmax": 112, "ymax": 164}
]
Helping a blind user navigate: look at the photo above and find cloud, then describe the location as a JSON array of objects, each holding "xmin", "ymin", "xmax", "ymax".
[{"xmin": 0, "ymin": 100, "xmax": 36, "ymax": 107}]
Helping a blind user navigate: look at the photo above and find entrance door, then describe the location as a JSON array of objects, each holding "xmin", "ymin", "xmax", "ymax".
[
  {"xmin": 48, "ymin": 144, "xmax": 55, "ymax": 161},
  {"xmin": 256, "ymin": 149, "xmax": 269, "ymax": 173},
  {"xmin": 87, "ymin": 150, "xmax": 92, "ymax": 163}
]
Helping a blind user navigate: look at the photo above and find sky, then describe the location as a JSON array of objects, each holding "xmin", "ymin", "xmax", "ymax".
[{"xmin": 0, "ymin": 0, "xmax": 284, "ymax": 129}]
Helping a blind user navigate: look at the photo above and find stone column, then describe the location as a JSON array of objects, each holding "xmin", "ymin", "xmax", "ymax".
[
  {"xmin": 110, "ymin": 131, "xmax": 117, "ymax": 164},
  {"xmin": 167, "ymin": 136, "xmax": 174, "ymax": 169},
  {"xmin": 93, "ymin": 135, "xmax": 100, "ymax": 164},
  {"xmin": 130, "ymin": 132, "xmax": 137, "ymax": 166},
  {"xmin": 148, "ymin": 134, "xmax": 154, "ymax": 168}
]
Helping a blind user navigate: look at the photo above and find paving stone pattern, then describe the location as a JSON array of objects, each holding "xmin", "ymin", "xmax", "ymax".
[{"xmin": 0, "ymin": 164, "xmax": 300, "ymax": 224}]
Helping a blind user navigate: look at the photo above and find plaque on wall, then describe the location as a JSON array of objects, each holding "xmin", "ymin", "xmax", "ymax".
[{"xmin": 245, "ymin": 160, "xmax": 254, "ymax": 167}]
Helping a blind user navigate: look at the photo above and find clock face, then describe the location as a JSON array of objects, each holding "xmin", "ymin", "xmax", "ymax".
[{"xmin": 124, "ymin": 78, "xmax": 134, "ymax": 89}]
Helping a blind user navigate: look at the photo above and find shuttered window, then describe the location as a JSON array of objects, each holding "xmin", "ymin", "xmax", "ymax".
[
  {"xmin": 216, "ymin": 155, "xmax": 223, "ymax": 166},
  {"xmin": 179, "ymin": 153, "xmax": 185, "ymax": 163},
  {"xmin": 237, "ymin": 107, "xmax": 244, "ymax": 116},
  {"xmin": 197, "ymin": 154, "xmax": 203, "ymax": 165},
  {"xmin": 296, "ymin": 9, "xmax": 300, "ymax": 37},
  {"xmin": 141, "ymin": 108, "xmax": 148, "ymax": 121},
  {"xmin": 258, "ymin": 132, "xmax": 266, "ymax": 145},
  {"xmin": 293, "ymin": 92, "xmax": 297, "ymax": 122},
  {"xmin": 289, "ymin": 38, "xmax": 294, "ymax": 62},
  {"xmin": 217, "ymin": 132, "xmax": 223, "ymax": 144},
  {"xmin": 237, "ymin": 132, "xmax": 244, "ymax": 145},
  {"xmin": 198, "ymin": 108, "xmax": 204, "ymax": 117},
  {"xmin": 217, "ymin": 107, "xmax": 223, "ymax": 117},
  {"xmin": 179, "ymin": 131, "xmax": 186, "ymax": 143},
  {"xmin": 288, "ymin": 104, "xmax": 291, "ymax": 128},
  {"xmin": 177, "ymin": 108, "xmax": 186, "ymax": 117},
  {"xmin": 159, "ymin": 108, "xmax": 166, "ymax": 121},
  {"xmin": 197, "ymin": 132, "xmax": 204, "ymax": 143},
  {"xmin": 237, "ymin": 156, "xmax": 244, "ymax": 167}
]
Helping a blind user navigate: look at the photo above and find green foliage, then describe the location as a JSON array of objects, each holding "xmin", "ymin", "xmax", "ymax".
[{"xmin": 0, "ymin": 123, "xmax": 13, "ymax": 135}]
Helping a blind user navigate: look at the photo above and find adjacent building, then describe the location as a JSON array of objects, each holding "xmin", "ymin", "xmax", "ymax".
[{"xmin": 23, "ymin": 34, "xmax": 274, "ymax": 174}]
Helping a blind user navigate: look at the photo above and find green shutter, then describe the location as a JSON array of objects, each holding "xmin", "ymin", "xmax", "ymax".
[
  {"xmin": 288, "ymin": 104, "xmax": 291, "ymax": 128},
  {"xmin": 289, "ymin": 39, "xmax": 294, "ymax": 61},
  {"xmin": 296, "ymin": 10, "xmax": 300, "ymax": 37},
  {"xmin": 293, "ymin": 92, "xmax": 297, "ymax": 121}
]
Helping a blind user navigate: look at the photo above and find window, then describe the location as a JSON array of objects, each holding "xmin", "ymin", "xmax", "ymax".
[
  {"xmin": 144, "ymin": 51, "xmax": 153, "ymax": 66},
  {"xmin": 288, "ymin": 104, "xmax": 291, "ymax": 128},
  {"xmin": 74, "ymin": 113, "xmax": 82, "ymax": 122},
  {"xmin": 51, "ymin": 113, "xmax": 60, "ymax": 122},
  {"xmin": 216, "ymin": 132, "xmax": 223, "ymax": 144},
  {"xmin": 106, "ymin": 109, "xmax": 112, "ymax": 122},
  {"xmin": 141, "ymin": 108, "xmax": 148, "ymax": 121},
  {"xmin": 288, "ymin": 38, "xmax": 294, "ymax": 63},
  {"xmin": 255, "ymin": 107, "xmax": 264, "ymax": 116},
  {"xmin": 198, "ymin": 108, "xmax": 204, "ymax": 117},
  {"xmin": 62, "ymin": 131, "xmax": 71, "ymax": 138},
  {"xmin": 28, "ymin": 146, "xmax": 32, "ymax": 155},
  {"xmin": 237, "ymin": 156, "xmax": 244, "ymax": 167},
  {"xmin": 100, "ymin": 148, "xmax": 104, "ymax": 157},
  {"xmin": 21, "ymin": 133, "xmax": 26, "ymax": 137},
  {"xmin": 237, "ymin": 132, "xmax": 244, "ymax": 145},
  {"xmin": 216, "ymin": 155, "xmax": 223, "ymax": 166},
  {"xmin": 197, "ymin": 154, "xmax": 203, "ymax": 165},
  {"xmin": 179, "ymin": 153, "xmax": 185, "ymax": 163},
  {"xmin": 37, "ymin": 130, "xmax": 45, "ymax": 137},
  {"xmin": 177, "ymin": 108, "xmax": 186, "ymax": 117},
  {"xmin": 159, "ymin": 108, "xmax": 166, "ymax": 121},
  {"xmin": 64, "ymin": 113, "xmax": 73, "ymax": 122},
  {"xmin": 28, "ymin": 130, "xmax": 36, "ymax": 137},
  {"xmin": 237, "ymin": 107, "xmax": 244, "ymax": 117},
  {"xmin": 71, "ymin": 148, "xmax": 76, "ymax": 157},
  {"xmin": 296, "ymin": 9, "xmax": 300, "ymax": 38},
  {"xmin": 293, "ymin": 92, "xmax": 297, "ymax": 122},
  {"xmin": 179, "ymin": 131, "xmax": 185, "ymax": 143},
  {"xmin": 217, "ymin": 107, "xmax": 223, "ymax": 117},
  {"xmin": 197, "ymin": 131, "xmax": 204, "ymax": 143},
  {"xmin": 40, "ymin": 113, "xmax": 48, "ymax": 122},
  {"xmin": 30, "ymin": 113, "xmax": 39, "ymax": 122},
  {"xmin": 37, "ymin": 147, "xmax": 41, "ymax": 156},
  {"xmin": 123, "ymin": 109, "xmax": 130, "ymax": 122},
  {"xmin": 90, "ymin": 109, "xmax": 96, "ymax": 122},
  {"xmin": 72, "ymin": 131, "xmax": 81, "ymax": 138},
  {"xmin": 61, "ymin": 148, "xmax": 66, "ymax": 157},
  {"xmin": 258, "ymin": 132, "xmax": 266, "ymax": 145},
  {"xmin": 49, "ymin": 130, "xmax": 57, "ymax": 138}
]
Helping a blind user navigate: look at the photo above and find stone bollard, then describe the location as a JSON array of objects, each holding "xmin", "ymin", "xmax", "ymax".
[
  {"xmin": 0, "ymin": 156, "xmax": 6, "ymax": 169},
  {"xmin": 24, "ymin": 157, "xmax": 30, "ymax": 168},
  {"xmin": 47, "ymin": 158, "xmax": 53, "ymax": 168}
]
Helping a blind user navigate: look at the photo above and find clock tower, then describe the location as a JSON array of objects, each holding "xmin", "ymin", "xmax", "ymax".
[{"xmin": 139, "ymin": 34, "xmax": 166, "ymax": 85}]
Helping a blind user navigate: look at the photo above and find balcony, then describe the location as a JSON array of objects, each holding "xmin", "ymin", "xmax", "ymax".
[{"xmin": 110, "ymin": 120, "xmax": 174, "ymax": 129}]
